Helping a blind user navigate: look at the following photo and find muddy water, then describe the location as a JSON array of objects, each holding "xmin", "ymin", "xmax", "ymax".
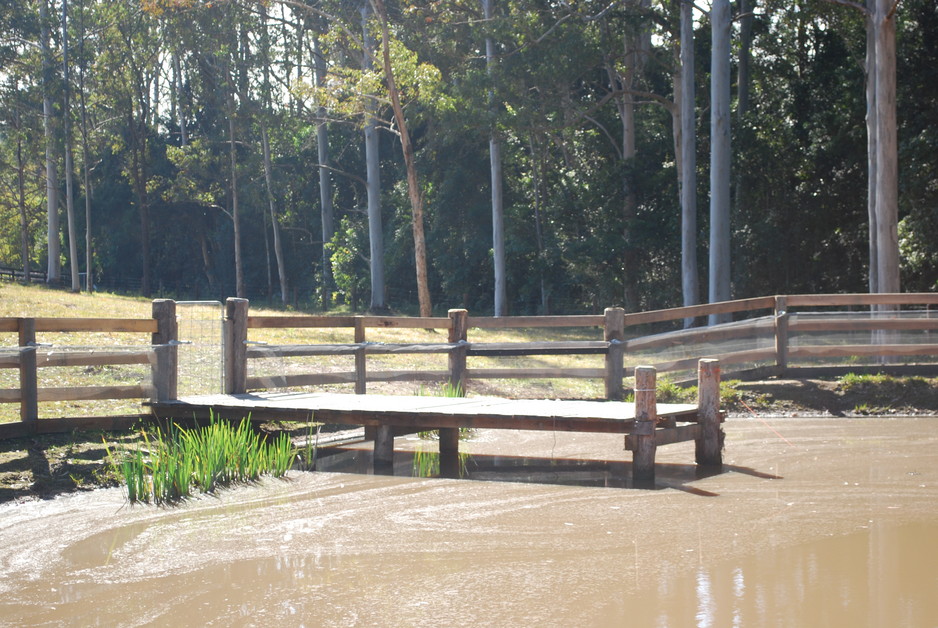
[{"xmin": 2, "ymin": 417, "xmax": 938, "ymax": 627}]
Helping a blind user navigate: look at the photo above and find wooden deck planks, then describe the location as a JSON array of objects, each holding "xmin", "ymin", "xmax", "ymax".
[{"xmin": 150, "ymin": 392, "xmax": 700, "ymax": 435}]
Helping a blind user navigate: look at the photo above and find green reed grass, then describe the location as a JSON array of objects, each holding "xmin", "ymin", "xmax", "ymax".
[{"xmin": 106, "ymin": 413, "xmax": 296, "ymax": 504}]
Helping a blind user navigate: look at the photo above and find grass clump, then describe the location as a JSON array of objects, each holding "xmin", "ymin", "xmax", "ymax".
[{"xmin": 106, "ymin": 414, "xmax": 296, "ymax": 505}]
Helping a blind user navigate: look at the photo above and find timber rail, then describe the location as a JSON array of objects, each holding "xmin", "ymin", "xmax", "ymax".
[{"xmin": 1, "ymin": 293, "xmax": 937, "ymax": 442}]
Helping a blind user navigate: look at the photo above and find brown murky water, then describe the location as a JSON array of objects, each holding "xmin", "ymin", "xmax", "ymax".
[{"xmin": 2, "ymin": 417, "xmax": 938, "ymax": 626}]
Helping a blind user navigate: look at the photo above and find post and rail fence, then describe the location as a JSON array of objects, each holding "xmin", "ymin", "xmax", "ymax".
[{"xmin": 2, "ymin": 293, "xmax": 938, "ymax": 438}]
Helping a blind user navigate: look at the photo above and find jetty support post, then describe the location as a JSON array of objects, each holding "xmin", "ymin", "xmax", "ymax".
[
  {"xmin": 695, "ymin": 358, "xmax": 723, "ymax": 468},
  {"xmin": 151, "ymin": 299, "xmax": 178, "ymax": 402},
  {"xmin": 18, "ymin": 318, "xmax": 38, "ymax": 428},
  {"xmin": 630, "ymin": 365, "xmax": 657, "ymax": 482},
  {"xmin": 225, "ymin": 298, "xmax": 249, "ymax": 395},
  {"xmin": 604, "ymin": 307, "xmax": 625, "ymax": 400},
  {"xmin": 374, "ymin": 425, "xmax": 395, "ymax": 472}
]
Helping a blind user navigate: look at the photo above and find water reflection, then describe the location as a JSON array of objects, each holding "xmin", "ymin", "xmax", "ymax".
[
  {"xmin": 615, "ymin": 520, "xmax": 938, "ymax": 627},
  {"xmin": 315, "ymin": 445, "xmax": 732, "ymax": 491}
]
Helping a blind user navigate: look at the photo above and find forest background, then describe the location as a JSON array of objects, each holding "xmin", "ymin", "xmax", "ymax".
[{"xmin": 0, "ymin": 0, "xmax": 935, "ymax": 317}]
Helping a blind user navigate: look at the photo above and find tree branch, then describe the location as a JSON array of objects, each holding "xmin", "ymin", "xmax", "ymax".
[{"xmin": 822, "ymin": 0, "xmax": 869, "ymax": 15}]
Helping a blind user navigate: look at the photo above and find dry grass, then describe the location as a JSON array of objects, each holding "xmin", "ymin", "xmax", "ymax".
[{"xmin": 0, "ymin": 283, "xmax": 609, "ymax": 423}]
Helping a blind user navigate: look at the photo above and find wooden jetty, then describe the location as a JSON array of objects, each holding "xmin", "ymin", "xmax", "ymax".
[{"xmin": 150, "ymin": 359, "xmax": 724, "ymax": 482}]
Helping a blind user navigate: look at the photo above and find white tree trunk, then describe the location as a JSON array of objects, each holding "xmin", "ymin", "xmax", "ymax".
[
  {"xmin": 313, "ymin": 31, "xmax": 335, "ymax": 309},
  {"xmin": 872, "ymin": 0, "xmax": 899, "ymax": 294},
  {"xmin": 361, "ymin": 2, "xmax": 385, "ymax": 311},
  {"xmin": 679, "ymin": 0, "xmax": 699, "ymax": 327},
  {"xmin": 62, "ymin": 0, "xmax": 80, "ymax": 292},
  {"xmin": 708, "ymin": 0, "xmax": 732, "ymax": 325},
  {"xmin": 261, "ymin": 125, "xmax": 288, "ymax": 304},
  {"xmin": 865, "ymin": 7, "xmax": 878, "ymax": 293},
  {"xmin": 40, "ymin": 0, "xmax": 60, "ymax": 283},
  {"xmin": 483, "ymin": 0, "xmax": 507, "ymax": 316}
]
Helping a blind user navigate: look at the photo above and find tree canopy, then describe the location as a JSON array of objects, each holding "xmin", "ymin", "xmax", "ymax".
[{"xmin": 0, "ymin": 0, "xmax": 935, "ymax": 315}]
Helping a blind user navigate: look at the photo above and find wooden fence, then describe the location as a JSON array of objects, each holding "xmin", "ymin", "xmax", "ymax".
[{"xmin": 2, "ymin": 293, "xmax": 938, "ymax": 438}]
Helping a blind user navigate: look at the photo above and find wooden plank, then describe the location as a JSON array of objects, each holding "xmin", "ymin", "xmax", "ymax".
[
  {"xmin": 33, "ymin": 318, "xmax": 156, "ymax": 333},
  {"xmin": 467, "ymin": 315, "xmax": 605, "ymax": 329},
  {"xmin": 467, "ymin": 341, "xmax": 608, "ymax": 356},
  {"xmin": 695, "ymin": 359, "xmax": 722, "ymax": 467},
  {"xmin": 0, "ymin": 352, "xmax": 19, "ymax": 368},
  {"xmin": 788, "ymin": 344, "xmax": 938, "ymax": 359},
  {"xmin": 364, "ymin": 343, "xmax": 459, "ymax": 355},
  {"xmin": 625, "ymin": 423, "xmax": 700, "ymax": 449},
  {"xmin": 785, "ymin": 293, "xmax": 938, "ymax": 307},
  {"xmin": 247, "ymin": 344, "xmax": 359, "ymax": 358},
  {"xmin": 622, "ymin": 318, "xmax": 774, "ymax": 352},
  {"xmin": 0, "ymin": 319, "xmax": 18, "ymax": 332},
  {"xmin": 246, "ymin": 372, "xmax": 357, "ymax": 388},
  {"xmin": 247, "ymin": 315, "xmax": 357, "ymax": 329},
  {"xmin": 467, "ymin": 367, "xmax": 605, "ymax": 380},
  {"xmin": 36, "ymin": 349, "xmax": 153, "ymax": 367},
  {"xmin": 0, "ymin": 388, "xmax": 21, "ymax": 403},
  {"xmin": 648, "ymin": 348, "xmax": 776, "ymax": 374},
  {"xmin": 225, "ymin": 298, "xmax": 249, "ymax": 394},
  {"xmin": 367, "ymin": 370, "xmax": 449, "ymax": 383},
  {"xmin": 620, "ymin": 296, "xmax": 777, "ymax": 327},
  {"xmin": 36, "ymin": 385, "xmax": 150, "ymax": 402},
  {"xmin": 788, "ymin": 318, "xmax": 938, "ymax": 332},
  {"xmin": 360, "ymin": 316, "xmax": 452, "ymax": 330}
]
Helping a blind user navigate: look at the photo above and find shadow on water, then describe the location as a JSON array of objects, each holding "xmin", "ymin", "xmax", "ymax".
[{"xmin": 314, "ymin": 446, "xmax": 780, "ymax": 495}]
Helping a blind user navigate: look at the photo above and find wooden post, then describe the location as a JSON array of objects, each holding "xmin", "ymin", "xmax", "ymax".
[
  {"xmin": 225, "ymin": 298, "xmax": 249, "ymax": 394},
  {"xmin": 448, "ymin": 308, "xmax": 468, "ymax": 393},
  {"xmin": 630, "ymin": 365, "xmax": 657, "ymax": 482},
  {"xmin": 151, "ymin": 299, "xmax": 178, "ymax": 401},
  {"xmin": 374, "ymin": 424, "xmax": 394, "ymax": 468},
  {"xmin": 18, "ymin": 318, "xmax": 38, "ymax": 427},
  {"xmin": 604, "ymin": 307, "xmax": 625, "ymax": 400},
  {"xmin": 695, "ymin": 358, "xmax": 723, "ymax": 468},
  {"xmin": 774, "ymin": 296, "xmax": 789, "ymax": 371},
  {"xmin": 439, "ymin": 426, "xmax": 460, "ymax": 478},
  {"xmin": 354, "ymin": 317, "xmax": 366, "ymax": 395}
]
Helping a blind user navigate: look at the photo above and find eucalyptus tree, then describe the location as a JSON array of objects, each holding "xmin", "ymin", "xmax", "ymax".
[
  {"xmin": 708, "ymin": 0, "xmax": 732, "ymax": 324},
  {"xmin": 482, "ymin": 0, "xmax": 506, "ymax": 316},
  {"xmin": 39, "ymin": 0, "xmax": 60, "ymax": 283},
  {"xmin": 61, "ymin": 0, "xmax": 80, "ymax": 291}
]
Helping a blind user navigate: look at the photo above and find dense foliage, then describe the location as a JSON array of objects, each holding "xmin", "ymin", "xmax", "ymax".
[{"xmin": 0, "ymin": 0, "xmax": 935, "ymax": 314}]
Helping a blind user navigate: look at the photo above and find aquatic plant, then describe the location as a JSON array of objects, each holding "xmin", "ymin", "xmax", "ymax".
[{"xmin": 106, "ymin": 413, "xmax": 297, "ymax": 505}]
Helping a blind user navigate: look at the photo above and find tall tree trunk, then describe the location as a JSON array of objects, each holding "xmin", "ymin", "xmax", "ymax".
[
  {"xmin": 372, "ymin": 0, "xmax": 432, "ymax": 317},
  {"xmin": 865, "ymin": 5, "xmax": 878, "ymax": 293},
  {"xmin": 129, "ymin": 109, "xmax": 152, "ymax": 297},
  {"xmin": 261, "ymin": 124, "xmax": 288, "ymax": 304},
  {"xmin": 678, "ymin": 0, "xmax": 699, "ymax": 327},
  {"xmin": 483, "ymin": 0, "xmax": 507, "ymax": 316},
  {"xmin": 260, "ymin": 7, "xmax": 288, "ymax": 305},
  {"xmin": 361, "ymin": 2, "xmax": 386, "ymax": 311},
  {"xmin": 15, "ymin": 113, "xmax": 30, "ymax": 282},
  {"xmin": 871, "ymin": 0, "xmax": 899, "ymax": 295},
  {"xmin": 78, "ymin": 0, "xmax": 92, "ymax": 291},
  {"xmin": 313, "ymin": 30, "xmax": 335, "ymax": 310},
  {"xmin": 40, "ymin": 0, "xmax": 60, "ymax": 283},
  {"xmin": 172, "ymin": 53, "xmax": 187, "ymax": 146},
  {"xmin": 708, "ymin": 0, "xmax": 732, "ymax": 324},
  {"xmin": 227, "ymin": 85, "xmax": 244, "ymax": 298},
  {"xmin": 62, "ymin": 0, "xmax": 80, "ymax": 292}
]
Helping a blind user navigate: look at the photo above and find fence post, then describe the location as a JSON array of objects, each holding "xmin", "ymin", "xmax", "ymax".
[
  {"xmin": 354, "ymin": 317, "xmax": 366, "ymax": 395},
  {"xmin": 695, "ymin": 358, "xmax": 723, "ymax": 468},
  {"xmin": 151, "ymin": 299, "xmax": 178, "ymax": 401},
  {"xmin": 604, "ymin": 307, "xmax": 625, "ymax": 400},
  {"xmin": 225, "ymin": 298, "xmax": 249, "ymax": 394},
  {"xmin": 630, "ymin": 365, "xmax": 657, "ymax": 482},
  {"xmin": 448, "ymin": 308, "xmax": 469, "ymax": 393},
  {"xmin": 18, "ymin": 318, "xmax": 38, "ymax": 428},
  {"xmin": 774, "ymin": 296, "xmax": 789, "ymax": 371}
]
